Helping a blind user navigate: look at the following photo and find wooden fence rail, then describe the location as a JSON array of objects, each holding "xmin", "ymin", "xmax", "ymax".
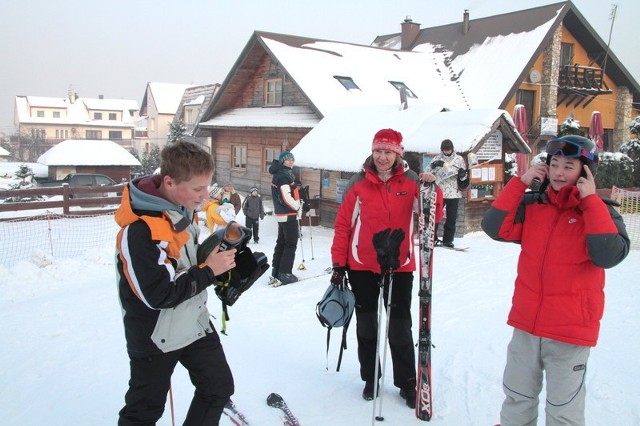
[{"xmin": 0, "ymin": 184, "xmax": 123, "ymax": 219}]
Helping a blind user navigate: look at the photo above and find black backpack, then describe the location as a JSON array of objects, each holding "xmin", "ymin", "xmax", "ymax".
[{"xmin": 316, "ymin": 284, "xmax": 356, "ymax": 371}]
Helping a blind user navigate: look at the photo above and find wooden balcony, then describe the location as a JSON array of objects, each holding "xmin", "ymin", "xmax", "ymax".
[{"xmin": 557, "ymin": 65, "xmax": 612, "ymax": 108}]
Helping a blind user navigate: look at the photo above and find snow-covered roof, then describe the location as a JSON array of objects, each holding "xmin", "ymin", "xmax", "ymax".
[
  {"xmin": 199, "ymin": 106, "xmax": 319, "ymax": 129},
  {"xmin": 37, "ymin": 139, "xmax": 141, "ymax": 166},
  {"xmin": 0, "ymin": 146, "xmax": 9, "ymax": 156},
  {"xmin": 293, "ymin": 103, "xmax": 529, "ymax": 172},
  {"xmin": 258, "ymin": 33, "xmax": 468, "ymax": 116},
  {"xmin": 14, "ymin": 95, "xmax": 139, "ymax": 126},
  {"xmin": 143, "ymin": 82, "xmax": 193, "ymax": 114}
]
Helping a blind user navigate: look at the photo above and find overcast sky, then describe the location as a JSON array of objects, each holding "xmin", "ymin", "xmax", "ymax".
[{"xmin": 1, "ymin": 0, "xmax": 637, "ymax": 135}]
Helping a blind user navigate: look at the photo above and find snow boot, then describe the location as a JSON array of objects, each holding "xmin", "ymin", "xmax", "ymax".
[
  {"xmin": 277, "ymin": 272, "xmax": 298, "ymax": 285},
  {"xmin": 362, "ymin": 381, "xmax": 379, "ymax": 401},
  {"xmin": 400, "ymin": 387, "xmax": 416, "ymax": 409}
]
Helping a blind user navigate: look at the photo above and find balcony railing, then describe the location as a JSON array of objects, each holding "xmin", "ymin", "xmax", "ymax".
[{"xmin": 558, "ymin": 65, "xmax": 611, "ymax": 94}]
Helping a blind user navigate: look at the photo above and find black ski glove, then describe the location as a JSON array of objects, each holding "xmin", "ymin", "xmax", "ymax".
[
  {"xmin": 302, "ymin": 201, "xmax": 311, "ymax": 213},
  {"xmin": 372, "ymin": 228, "xmax": 405, "ymax": 273},
  {"xmin": 430, "ymin": 160, "xmax": 444, "ymax": 169},
  {"xmin": 457, "ymin": 168, "xmax": 467, "ymax": 179},
  {"xmin": 330, "ymin": 267, "xmax": 348, "ymax": 290}
]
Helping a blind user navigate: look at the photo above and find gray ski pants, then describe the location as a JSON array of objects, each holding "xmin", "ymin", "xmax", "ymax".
[{"xmin": 500, "ymin": 328, "xmax": 590, "ymax": 426}]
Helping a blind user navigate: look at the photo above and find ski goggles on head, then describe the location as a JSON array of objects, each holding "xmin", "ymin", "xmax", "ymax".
[{"xmin": 545, "ymin": 139, "xmax": 595, "ymax": 161}]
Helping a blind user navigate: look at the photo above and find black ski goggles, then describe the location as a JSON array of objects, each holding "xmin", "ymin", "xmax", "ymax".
[{"xmin": 545, "ymin": 138, "xmax": 595, "ymax": 161}]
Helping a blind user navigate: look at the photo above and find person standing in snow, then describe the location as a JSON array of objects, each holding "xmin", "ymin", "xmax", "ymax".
[
  {"xmin": 429, "ymin": 139, "xmax": 469, "ymax": 248},
  {"xmin": 115, "ymin": 141, "xmax": 237, "ymax": 425},
  {"xmin": 268, "ymin": 151, "xmax": 307, "ymax": 285},
  {"xmin": 242, "ymin": 186, "xmax": 265, "ymax": 244},
  {"xmin": 203, "ymin": 185, "xmax": 235, "ymax": 232},
  {"xmin": 330, "ymin": 128, "xmax": 442, "ymax": 408},
  {"xmin": 482, "ymin": 135, "xmax": 630, "ymax": 426},
  {"xmin": 222, "ymin": 182, "xmax": 242, "ymax": 215}
]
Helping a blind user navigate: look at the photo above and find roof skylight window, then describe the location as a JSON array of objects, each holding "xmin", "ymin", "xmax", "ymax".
[{"xmin": 334, "ymin": 76, "xmax": 360, "ymax": 91}]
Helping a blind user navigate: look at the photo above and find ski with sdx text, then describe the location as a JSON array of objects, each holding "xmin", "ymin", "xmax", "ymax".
[{"xmin": 415, "ymin": 181, "xmax": 437, "ymax": 421}]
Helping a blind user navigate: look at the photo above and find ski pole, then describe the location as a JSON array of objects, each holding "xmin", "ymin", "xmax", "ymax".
[
  {"xmin": 168, "ymin": 383, "xmax": 176, "ymax": 426},
  {"xmin": 296, "ymin": 217, "xmax": 306, "ymax": 270},
  {"xmin": 371, "ymin": 274, "xmax": 385, "ymax": 426},
  {"xmin": 307, "ymin": 209, "xmax": 315, "ymax": 260},
  {"xmin": 374, "ymin": 271, "xmax": 394, "ymax": 423}
]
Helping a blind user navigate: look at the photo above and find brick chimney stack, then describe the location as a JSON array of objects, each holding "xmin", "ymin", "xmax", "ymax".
[
  {"xmin": 463, "ymin": 9, "xmax": 470, "ymax": 34},
  {"xmin": 401, "ymin": 16, "xmax": 420, "ymax": 51}
]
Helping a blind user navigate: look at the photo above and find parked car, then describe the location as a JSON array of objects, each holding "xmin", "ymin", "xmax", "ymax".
[{"xmin": 37, "ymin": 173, "xmax": 121, "ymax": 198}]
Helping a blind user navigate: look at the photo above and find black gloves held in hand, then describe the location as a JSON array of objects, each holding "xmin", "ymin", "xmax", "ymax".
[
  {"xmin": 457, "ymin": 167, "xmax": 468, "ymax": 178},
  {"xmin": 302, "ymin": 201, "xmax": 311, "ymax": 213},
  {"xmin": 330, "ymin": 267, "xmax": 348, "ymax": 290},
  {"xmin": 372, "ymin": 228, "xmax": 405, "ymax": 272},
  {"xmin": 430, "ymin": 160, "xmax": 444, "ymax": 169}
]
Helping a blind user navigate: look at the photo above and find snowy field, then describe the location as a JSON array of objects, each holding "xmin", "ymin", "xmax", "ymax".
[{"xmin": 0, "ymin": 206, "xmax": 638, "ymax": 425}]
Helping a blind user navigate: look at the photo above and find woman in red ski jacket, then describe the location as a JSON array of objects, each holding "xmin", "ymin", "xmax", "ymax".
[
  {"xmin": 330, "ymin": 128, "xmax": 442, "ymax": 408},
  {"xmin": 482, "ymin": 135, "xmax": 629, "ymax": 426}
]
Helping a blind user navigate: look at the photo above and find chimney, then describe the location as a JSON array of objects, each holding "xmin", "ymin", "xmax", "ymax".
[
  {"xmin": 401, "ymin": 16, "xmax": 420, "ymax": 51},
  {"xmin": 463, "ymin": 9, "xmax": 470, "ymax": 34}
]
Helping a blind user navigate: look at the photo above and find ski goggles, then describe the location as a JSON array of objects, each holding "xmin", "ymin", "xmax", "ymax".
[
  {"xmin": 545, "ymin": 138, "xmax": 595, "ymax": 161},
  {"xmin": 218, "ymin": 221, "xmax": 252, "ymax": 252}
]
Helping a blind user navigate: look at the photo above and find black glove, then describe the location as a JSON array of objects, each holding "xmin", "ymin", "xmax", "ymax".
[
  {"xmin": 302, "ymin": 201, "xmax": 310, "ymax": 213},
  {"xmin": 330, "ymin": 267, "xmax": 348, "ymax": 290},
  {"xmin": 372, "ymin": 228, "xmax": 405, "ymax": 272},
  {"xmin": 430, "ymin": 160, "xmax": 444, "ymax": 169},
  {"xmin": 457, "ymin": 168, "xmax": 467, "ymax": 179},
  {"xmin": 215, "ymin": 247, "xmax": 269, "ymax": 306}
]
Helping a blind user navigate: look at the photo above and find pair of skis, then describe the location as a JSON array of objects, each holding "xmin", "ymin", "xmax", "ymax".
[
  {"xmin": 415, "ymin": 182, "xmax": 437, "ymax": 421},
  {"xmin": 223, "ymin": 393, "xmax": 300, "ymax": 425}
]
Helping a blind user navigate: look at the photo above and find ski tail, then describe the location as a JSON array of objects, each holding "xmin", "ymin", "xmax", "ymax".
[
  {"xmin": 223, "ymin": 399, "xmax": 250, "ymax": 425},
  {"xmin": 415, "ymin": 181, "xmax": 436, "ymax": 421}
]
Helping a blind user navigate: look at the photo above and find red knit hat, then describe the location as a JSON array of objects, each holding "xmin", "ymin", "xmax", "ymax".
[{"xmin": 372, "ymin": 128, "xmax": 404, "ymax": 155}]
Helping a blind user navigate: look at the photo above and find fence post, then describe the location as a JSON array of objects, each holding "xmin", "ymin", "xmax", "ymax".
[{"xmin": 62, "ymin": 184, "xmax": 70, "ymax": 214}]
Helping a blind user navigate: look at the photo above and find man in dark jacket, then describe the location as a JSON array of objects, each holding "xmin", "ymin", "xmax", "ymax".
[
  {"xmin": 242, "ymin": 187, "xmax": 265, "ymax": 243},
  {"xmin": 269, "ymin": 151, "xmax": 302, "ymax": 285}
]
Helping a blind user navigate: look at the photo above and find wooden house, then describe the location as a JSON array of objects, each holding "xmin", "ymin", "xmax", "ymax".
[{"xmin": 196, "ymin": 1, "xmax": 640, "ymax": 233}]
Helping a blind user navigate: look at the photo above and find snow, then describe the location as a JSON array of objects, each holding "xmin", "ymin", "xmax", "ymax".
[
  {"xmin": 293, "ymin": 105, "xmax": 528, "ymax": 172},
  {"xmin": 0, "ymin": 204, "xmax": 638, "ymax": 425},
  {"xmin": 36, "ymin": 139, "xmax": 141, "ymax": 166}
]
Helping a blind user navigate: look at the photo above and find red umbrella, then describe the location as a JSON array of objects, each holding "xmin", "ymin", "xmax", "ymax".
[
  {"xmin": 513, "ymin": 104, "xmax": 530, "ymax": 176},
  {"xmin": 589, "ymin": 111, "xmax": 604, "ymax": 152}
]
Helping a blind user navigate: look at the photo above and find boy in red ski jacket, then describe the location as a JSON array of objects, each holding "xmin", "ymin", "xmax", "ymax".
[{"xmin": 482, "ymin": 135, "xmax": 629, "ymax": 426}]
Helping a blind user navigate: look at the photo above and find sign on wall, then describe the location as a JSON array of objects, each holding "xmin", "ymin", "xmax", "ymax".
[{"xmin": 476, "ymin": 131, "xmax": 502, "ymax": 160}]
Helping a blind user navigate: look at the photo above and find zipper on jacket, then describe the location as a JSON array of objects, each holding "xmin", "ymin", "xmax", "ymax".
[{"xmin": 531, "ymin": 210, "xmax": 562, "ymax": 333}]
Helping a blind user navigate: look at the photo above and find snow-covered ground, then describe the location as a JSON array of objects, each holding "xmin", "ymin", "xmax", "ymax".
[{"xmin": 0, "ymin": 205, "xmax": 638, "ymax": 425}]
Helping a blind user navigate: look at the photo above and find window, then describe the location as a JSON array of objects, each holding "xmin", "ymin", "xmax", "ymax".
[
  {"xmin": 149, "ymin": 118, "xmax": 156, "ymax": 131},
  {"xmin": 560, "ymin": 43, "xmax": 574, "ymax": 67},
  {"xmin": 55, "ymin": 129, "xmax": 69, "ymax": 139},
  {"xmin": 86, "ymin": 130, "xmax": 102, "ymax": 139},
  {"xmin": 389, "ymin": 81, "xmax": 417, "ymax": 98},
  {"xmin": 31, "ymin": 128, "xmax": 46, "ymax": 138},
  {"xmin": 93, "ymin": 112, "xmax": 103, "ymax": 120},
  {"xmin": 334, "ymin": 76, "xmax": 360, "ymax": 91},
  {"xmin": 232, "ymin": 145, "xmax": 247, "ymax": 169},
  {"xmin": 184, "ymin": 108, "xmax": 196, "ymax": 125},
  {"xmin": 36, "ymin": 111, "xmax": 45, "ymax": 118},
  {"xmin": 264, "ymin": 78, "xmax": 283, "ymax": 106},
  {"xmin": 109, "ymin": 131, "xmax": 122, "ymax": 139},
  {"xmin": 264, "ymin": 148, "xmax": 280, "ymax": 172},
  {"xmin": 109, "ymin": 113, "xmax": 117, "ymax": 120},
  {"xmin": 53, "ymin": 111, "xmax": 61, "ymax": 118}
]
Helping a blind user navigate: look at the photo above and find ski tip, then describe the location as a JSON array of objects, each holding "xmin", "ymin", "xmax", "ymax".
[{"xmin": 266, "ymin": 392, "xmax": 283, "ymax": 405}]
